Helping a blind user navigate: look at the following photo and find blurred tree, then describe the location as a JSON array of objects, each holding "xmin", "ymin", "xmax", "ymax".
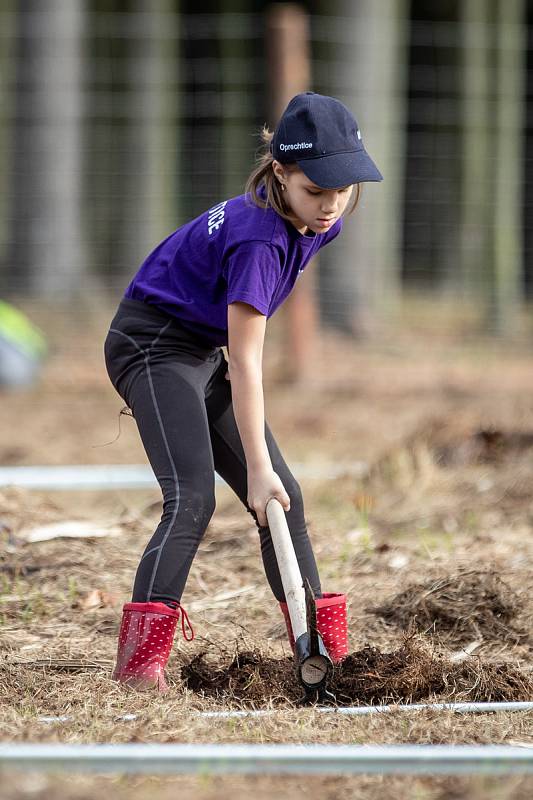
[
  {"xmin": 460, "ymin": 0, "xmax": 526, "ymax": 334},
  {"xmin": 120, "ymin": 0, "xmax": 180, "ymax": 273},
  {"xmin": 7, "ymin": 0, "xmax": 86, "ymax": 298},
  {"xmin": 266, "ymin": 2, "xmax": 319, "ymax": 383},
  {"xmin": 526, "ymin": 4, "xmax": 533, "ymax": 299},
  {"xmin": 317, "ymin": 0, "xmax": 408, "ymax": 335},
  {"xmin": 490, "ymin": 0, "xmax": 526, "ymax": 334},
  {"xmin": 459, "ymin": 0, "xmax": 491, "ymax": 302},
  {"xmin": 0, "ymin": 0, "xmax": 16, "ymax": 275}
]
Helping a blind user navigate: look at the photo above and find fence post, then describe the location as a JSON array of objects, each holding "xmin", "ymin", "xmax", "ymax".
[
  {"xmin": 8, "ymin": 0, "xmax": 86, "ymax": 298},
  {"xmin": 119, "ymin": 0, "xmax": 180, "ymax": 279},
  {"xmin": 318, "ymin": 0, "xmax": 408, "ymax": 335},
  {"xmin": 459, "ymin": 0, "xmax": 492, "ymax": 308},
  {"xmin": 489, "ymin": 0, "xmax": 526, "ymax": 334},
  {"xmin": 266, "ymin": 3, "xmax": 318, "ymax": 383}
]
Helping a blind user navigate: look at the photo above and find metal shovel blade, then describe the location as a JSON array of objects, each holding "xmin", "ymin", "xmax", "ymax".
[{"xmin": 294, "ymin": 578, "xmax": 335, "ymax": 704}]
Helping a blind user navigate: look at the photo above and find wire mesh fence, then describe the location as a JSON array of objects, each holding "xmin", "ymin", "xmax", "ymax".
[{"xmin": 0, "ymin": 1, "xmax": 531, "ymax": 336}]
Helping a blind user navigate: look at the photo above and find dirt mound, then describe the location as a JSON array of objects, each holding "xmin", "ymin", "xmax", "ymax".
[
  {"xmin": 435, "ymin": 427, "xmax": 533, "ymax": 467},
  {"xmin": 182, "ymin": 649, "xmax": 301, "ymax": 705},
  {"xmin": 446, "ymin": 660, "xmax": 533, "ymax": 703},
  {"xmin": 181, "ymin": 636, "xmax": 533, "ymax": 707},
  {"xmin": 369, "ymin": 570, "xmax": 527, "ymax": 646},
  {"xmin": 330, "ymin": 639, "xmax": 444, "ymax": 705}
]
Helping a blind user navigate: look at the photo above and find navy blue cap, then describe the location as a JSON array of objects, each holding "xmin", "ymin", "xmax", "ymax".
[{"xmin": 271, "ymin": 92, "xmax": 383, "ymax": 189}]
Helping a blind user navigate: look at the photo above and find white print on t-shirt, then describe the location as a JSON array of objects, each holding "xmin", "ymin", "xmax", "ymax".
[{"xmin": 208, "ymin": 201, "xmax": 227, "ymax": 235}]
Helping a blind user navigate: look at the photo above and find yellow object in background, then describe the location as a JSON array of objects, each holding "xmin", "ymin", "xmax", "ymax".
[
  {"xmin": 0, "ymin": 300, "xmax": 47, "ymax": 359},
  {"xmin": 0, "ymin": 300, "xmax": 47, "ymax": 389}
]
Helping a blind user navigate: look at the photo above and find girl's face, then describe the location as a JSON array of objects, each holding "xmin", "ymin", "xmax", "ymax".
[{"xmin": 272, "ymin": 161, "xmax": 353, "ymax": 235}]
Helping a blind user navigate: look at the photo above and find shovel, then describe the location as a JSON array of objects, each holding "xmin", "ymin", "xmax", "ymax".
[{"xmin": 266, "ymin": 497, "xmax": 335, "ymax": 704}]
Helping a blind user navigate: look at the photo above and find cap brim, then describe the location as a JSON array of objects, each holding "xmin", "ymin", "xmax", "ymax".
[{"xmin": 297, "ymin": 150, "xmax": 383, "ymax": 189}]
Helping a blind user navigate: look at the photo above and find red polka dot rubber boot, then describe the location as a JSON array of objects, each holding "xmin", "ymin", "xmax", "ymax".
[
  {"xmin": 279, "ymin": 592, "xmax": 348, "ymax": 662},
  {"xmin": 112, "ymin": 601, "xmax": 194, "ymax": 691}
]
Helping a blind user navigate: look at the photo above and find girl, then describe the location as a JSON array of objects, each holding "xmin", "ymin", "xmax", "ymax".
[{"xmin": 105, "ymin": 92, "xmax": 382, "ymax": 691}]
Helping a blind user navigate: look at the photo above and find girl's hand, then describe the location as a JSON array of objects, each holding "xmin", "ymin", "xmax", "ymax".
[{"xmin": 247, "ymin": 467, "xmax": 290, "ymax": 527}]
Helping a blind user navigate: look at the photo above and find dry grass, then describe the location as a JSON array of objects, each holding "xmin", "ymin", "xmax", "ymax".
[
  {"xmin": 2, "ymin": 773, "xmax": 533, "ymax": 800},
  {"xmin": 369, "ymin": 570, "xmax": 528, "ymax": 646},
  {"xmin": 180, "ymin": 635, "xmax": 533, "ymax": 707},
  {"xmin": 2, "ymin": 304, "xmax": 533, "ymax": 798}
]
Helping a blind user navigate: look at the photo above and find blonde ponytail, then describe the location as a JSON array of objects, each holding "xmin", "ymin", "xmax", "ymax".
[{"xmin": 244, "ymin": 125, "xmax": 362, "ymax": 218}]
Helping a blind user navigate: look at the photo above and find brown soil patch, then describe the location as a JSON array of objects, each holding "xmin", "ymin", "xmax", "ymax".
[
  {"xmin": 181, "ymin": 635, "xmax": 533, "ymax": 707},
  {"xmin": 328, "ymin": 639, "xmax": 446, "ymax": 705},
  {"xmin": 182, "ymin": 650, "xmax": 300, "ymax": 705}
]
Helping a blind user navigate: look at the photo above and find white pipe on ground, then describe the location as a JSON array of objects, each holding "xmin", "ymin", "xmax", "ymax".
[
  {"xmin": 199, "ymin": 701, "xmax": 533, "ymax": 719},
  {"xmin": 0, "ymin": 743, "xmax": 532, "ymax": 775},
  {"xmin": 36, "ymin": 702, "xmax": 533, "ymax": 725},
  {"xmin": 0, "ymin": 462, "xmax": 366, "ymax": 491}
]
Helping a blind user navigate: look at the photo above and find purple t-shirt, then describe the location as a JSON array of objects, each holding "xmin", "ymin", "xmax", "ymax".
[{"xmin": 125, "ymin": 191, "xmax": 343, "ymax": 346}]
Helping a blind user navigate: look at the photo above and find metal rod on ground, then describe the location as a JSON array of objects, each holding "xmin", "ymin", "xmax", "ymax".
[
  {"xmin": 0, "ymin": 462, "xmax": 367, "ymax": 491},
  {"xmin": 1, "ymin": 743, "xmax": 532, "ymax": 775},
  {"xmin": 198, "ymin": 701, "xmax": 533, "ymax": 719},
  {"xmin": 35, "ymin": 702, "xmax": 533, "ymax": 724}
]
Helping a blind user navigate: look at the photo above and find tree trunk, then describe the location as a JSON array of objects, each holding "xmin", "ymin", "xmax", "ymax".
[
  {"xmin": 119, "ymin": 0, "xmax": 180, "ymax": 276},
  {"xmin": 489, "ymin": 0, "xmax": 526, "ymax": 334},
  {"xmin": 459, "ymin": 0, "xmax": 492, "ymax": 303},
  {"xmin": 266, "ymin": 3, "xmax": 318, "ymax": 383},
  {"xmin": 0, "ymin": 0, "xmax": 16, "ymax": 274},
  {"xmin": 8, "ymin": 0, "xmax": 85, "ymax": 298},
  {"xmin": 319, "ymin": 0, "xmax": 408, "ymax": 335}
]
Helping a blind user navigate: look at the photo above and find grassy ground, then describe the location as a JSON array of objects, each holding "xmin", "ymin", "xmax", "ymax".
[{"xmin": 1, "ymin": 300, "xmax": 533, "ymax": 798}]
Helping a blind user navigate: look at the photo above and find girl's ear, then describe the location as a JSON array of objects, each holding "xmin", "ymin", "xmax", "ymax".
[{"xmin": 271, "ymin": 160, "xmax": 285, "ymax": 183}]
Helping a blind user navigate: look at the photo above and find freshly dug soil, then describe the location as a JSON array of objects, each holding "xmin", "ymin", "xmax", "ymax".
[
  {"xmin": 181, "ymin": 636, "xmax": 533, "ymax": 707},
  {"xmin": 330, "ymin": 639, "xmax": 445, "ymax": 705},
  {"xmin": 368, "ymin": 570, "xmax": 527, "ymax": 646},
  {"xmin": 182, "ymin": 649, "xmax": 300, "ymax": 705}
]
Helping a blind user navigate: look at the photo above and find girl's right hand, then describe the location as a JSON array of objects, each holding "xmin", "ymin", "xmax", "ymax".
[{"xmin": 247, "ymin": 467, "xmax": 290, "ymax": 527}]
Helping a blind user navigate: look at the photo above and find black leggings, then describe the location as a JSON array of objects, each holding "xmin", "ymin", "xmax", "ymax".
[{"xmin": 104, "ymin": 298, "xmax": 322, "ymax": 606}]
